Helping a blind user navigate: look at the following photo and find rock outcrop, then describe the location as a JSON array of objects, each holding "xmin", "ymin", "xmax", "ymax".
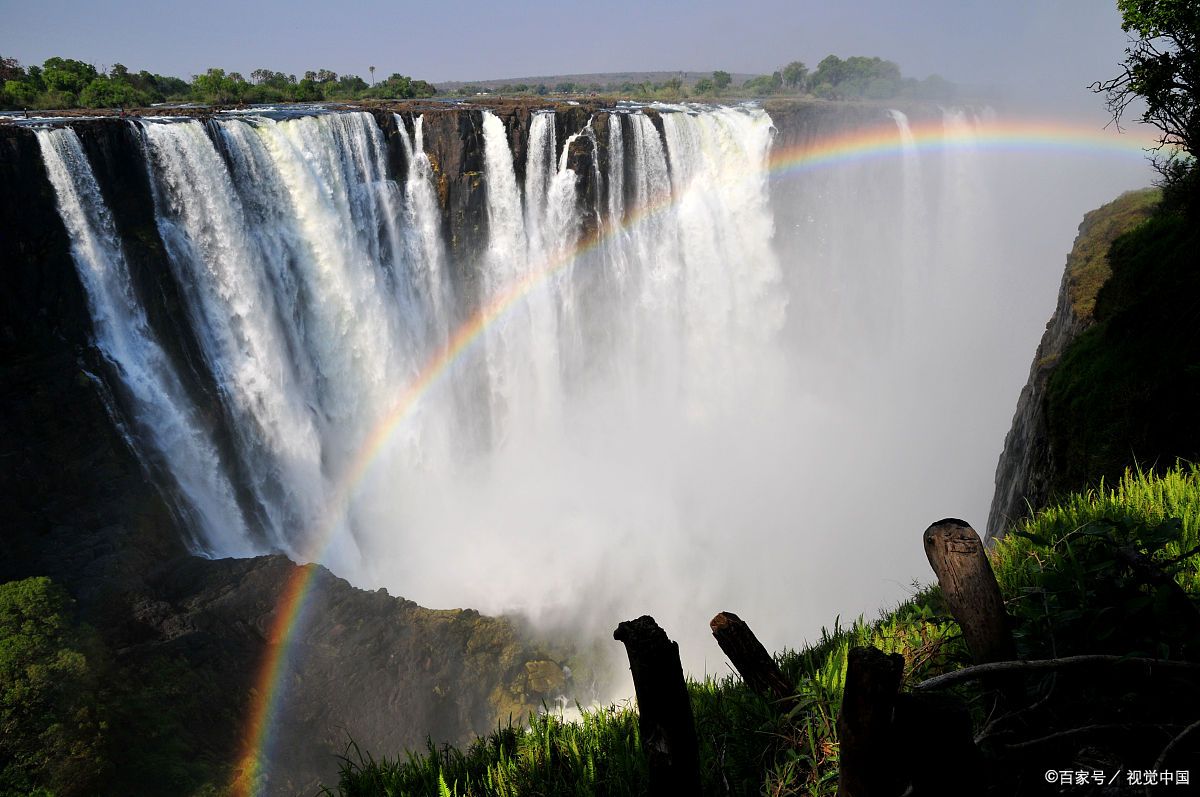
[{"xmin": 985, "ymin": 189, "xmax": 1160, "ymax": 542}]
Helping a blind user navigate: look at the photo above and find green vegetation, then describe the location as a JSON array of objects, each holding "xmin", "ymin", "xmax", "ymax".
[
  {"xmin": 0, "ymin": 55, "xmax": 435, "ymax": 110},
  {"xmin": 1095, "ymin": 0, "xmax": 1200, "ymax": 208},
  {"xmin": 330, "ymin": 600, "xmax": 966, "ymax": 797},
  {"xmin": 1, "ymin": 56, "xmax": 188, "ymax": 110},
  {"xmin": 1047, "ymin": 200, "xmax": 1200, "ymax": 496},
  {"xmin": 0, "ymin": 577, "xmax": 237, "ymax": 796},
  {"xmin": 1063, "ymin": 187, "xmax": 1160, "ymax": 319},
  {"xmin": 994, "ymin": 464, "xmax": 1200, "ymax": 652},
  {"xmin": 0, "ymin": 52, "xmax": 956, "ymax": 108},
  {"xmin": 742, "ymin": 55, "xmax": 957, "ymax": 101},
  {"xmin": 0, "ymin": 578, "xmax": 108, "ymax": 796},
  {"xmin": 451, "ymin": 57, "xmax": 955, "ymax": 101}
]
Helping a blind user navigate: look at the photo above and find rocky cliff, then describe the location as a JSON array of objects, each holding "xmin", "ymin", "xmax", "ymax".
[{"xmin": 986, "ymin": 189, "xmax": 1160, "ymax": 542}]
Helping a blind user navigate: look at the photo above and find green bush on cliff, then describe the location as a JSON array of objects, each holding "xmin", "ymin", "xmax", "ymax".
[{"xmin": 331, "ymin": 465, "xmax": 1200, "ymax": 796}]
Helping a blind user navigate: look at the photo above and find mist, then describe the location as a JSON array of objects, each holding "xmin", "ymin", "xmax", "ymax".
[{"xmin": 331, "ymin": 106, "xmax": 1157, "ymax": 691}]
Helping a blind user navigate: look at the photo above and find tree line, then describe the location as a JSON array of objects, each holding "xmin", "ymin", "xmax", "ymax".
[
  {"xmin": 452, "ymin": 57, "xmax": 957, "ymax": 102},
  {"xmin": 1, "ymin": 53, "xmax": 959, "ymax": 111},
  {"xmin": 740, "ymin": 55, "xmax": 957, "ymax": 101},
  {"xmin": 0, "ymin": 55, "xmax": 437, "ymax": 110}
]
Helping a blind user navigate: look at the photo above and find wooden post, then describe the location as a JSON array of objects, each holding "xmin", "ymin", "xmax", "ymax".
[
  {"xmin": 837, "ymin": 646, "xmax": 905, "ymax": 797},
  {"xmin": 710, "ymin": 611, "xmax": 795, "ymax": 706},
  {"xmin": 613, "ymin": 615, "xmax": 701, "ymax": 795},
  {"xmin": 923, "ymin": 518, "xmax": 1015, "ymax": 665}
]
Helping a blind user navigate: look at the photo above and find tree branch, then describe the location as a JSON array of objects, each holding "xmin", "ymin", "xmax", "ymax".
[
  {"xmin": 1154, "ymin": 717, "xmax": 1200, "ymax": 770},
  {"xmin": 914, "ymin": 655, "xmax": 1200, "ymax": 692},
  {"xmin": 1004, "ymin": 723, "xmax": 1174, "ymax": 752}
]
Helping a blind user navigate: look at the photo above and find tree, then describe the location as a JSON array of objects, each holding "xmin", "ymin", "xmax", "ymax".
[
  {"xmin": 712, "ymin": 70, "xmax": 732, "ymax": 93},
  {"xmin": 781, "ymin": 60, "xmax": 807, "ymax": 90},
  {"xmin": 41, "ymin": 57, "xmax": 97, "ymax": 95},
  {"xmin": 191, "ymin": 67, "xmax": 248, "ymax": 104},
  {"xmin": 741, "ymin": 73, "xmax": 781, "ymax": 96},
  {"xmin": 369, "ymin": 65, "xmax": 376, "ymax": 86},
  {"xmin": 0, "ymin": 578, "xmax": 108, "ymax": 795},
  {"xmin": 0, "ymin": 55, "xmax": 23, "ymax": 82},
  {"xmin": 1094, "ymin": 0, "xmax": 1199, "ymax": 199},
  {"xmin": 79, "ymin": 75, "xmax": 145, "ymax": 108},
  {"xmin": 695, "ymin": 77, "xmax": 715, "ymax": 94}
]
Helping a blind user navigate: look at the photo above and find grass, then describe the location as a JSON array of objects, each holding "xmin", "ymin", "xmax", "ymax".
[
  {"xmin": 329, "ymin": 463, "xmax": 1200, "ymax": 796},
  {"xmin": 1063, "ymin": 187, "xmax": 1159, "ymax": 320}
]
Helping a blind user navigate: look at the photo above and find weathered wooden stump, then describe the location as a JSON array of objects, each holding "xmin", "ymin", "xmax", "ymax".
[
  {"xmin": 710, "ymin": 611, "xmax": 795, "ymax": 706},
  {"xmin": 923, "ymin": 518, "xmax": 1015, "ymax": 665},
  {"xmin": 613, "ymin": 615, "xmax": 701, "ymax": 795},
  {"xmin": 837, "ymin": 645, "xmax": 905, "ymax": 797}
]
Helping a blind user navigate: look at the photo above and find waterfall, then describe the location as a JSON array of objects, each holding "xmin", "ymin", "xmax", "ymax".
[
  {"xmin": 396, "ymin": 114, "xmax": 453, "ymax": 350},
  {"xmin": 887, "ymin": 109, "xmax": 927, "ymax": 326},
  {"xmin": 35, "ymin": 126, "xmax": 259, "ymax": 558},
  {"xmin": 39, "ymin": 102, "xmax": 1052, "ymax": 669}
]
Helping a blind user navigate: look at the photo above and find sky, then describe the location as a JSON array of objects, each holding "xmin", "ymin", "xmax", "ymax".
[{"xmin": 6, "ymin": 0, "xmax": 1130, "ymax": 111}]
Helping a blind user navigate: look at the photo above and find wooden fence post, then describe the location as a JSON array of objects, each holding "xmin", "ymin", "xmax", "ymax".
[
  {"xmin": 710, "ymin": 611, "xmax": 795, "ymax": 707},
  {"xmin": 923, "ymin": 518, "xmax": 1015, "ymax": 665},
  {"xmin": 837, "ymin": 645, "xmax": 905, "ymax": 797},
  {"xmin": 613, "ymin": 615, "xmax": 701, "ymax": 794}
]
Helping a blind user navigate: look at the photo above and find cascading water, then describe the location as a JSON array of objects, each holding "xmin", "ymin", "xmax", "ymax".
[
  {"xmin": 35, "ymin": 126, "xmax": 257, "ymax": 557},
  {"xmin": 37, "ymin": 102, "xmax": 1142, "ymax": 673}
]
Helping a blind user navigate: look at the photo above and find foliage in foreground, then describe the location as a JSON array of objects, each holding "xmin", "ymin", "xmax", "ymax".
[{"xmin": 331, "ymin": 464, "xmax": 1200, "ymax": 796}]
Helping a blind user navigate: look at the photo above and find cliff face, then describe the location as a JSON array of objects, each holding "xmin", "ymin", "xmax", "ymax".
[
  {"xmin": 0, "ymin": 106, "xmax": 600, "ymax": 795},
  {"xmin": 986, "ymin": 189, "xmax": 1160, "ymax": 542},
  {"xmin": 985, "ymin": 268, "xmax": 1091, "ymax": 542}
]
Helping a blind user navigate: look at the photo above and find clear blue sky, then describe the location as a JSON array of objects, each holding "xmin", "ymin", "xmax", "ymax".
[{"xmin": 5, "ymin": 0, "xmax": 1128, "ymax": 107}]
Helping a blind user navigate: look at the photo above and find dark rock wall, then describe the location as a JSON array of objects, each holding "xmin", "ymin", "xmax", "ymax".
[
  {"xmin": 985, "ymin": 268, "xmax": 1090, "ymax": 542},
  {"xmin": 0, "ymin": 123, "xmax": 186, "ymax": 602}
]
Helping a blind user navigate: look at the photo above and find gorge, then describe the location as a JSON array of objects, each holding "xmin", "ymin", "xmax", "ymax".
[{"xmin": 0, "ymin": 98, "xmax": 1154, "ymax": 793}]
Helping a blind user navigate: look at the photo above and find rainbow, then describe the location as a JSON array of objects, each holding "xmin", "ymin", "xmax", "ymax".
[{"xmin": 230, "ymin": 109, "xmax": 1159, "ymax": 794}]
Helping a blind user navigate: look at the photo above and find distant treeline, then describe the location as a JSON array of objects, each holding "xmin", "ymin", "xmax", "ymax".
[
  {"xmin": 1, "ymin": 54, "xmax": 955, "ymax": 110},
  {"xmin": 0, "ymin": 56, "xmax": 437, "ymax": 110},
  {"xmin": 454, "ymin": 56, "xmax": 957, "ymax": 102}
]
